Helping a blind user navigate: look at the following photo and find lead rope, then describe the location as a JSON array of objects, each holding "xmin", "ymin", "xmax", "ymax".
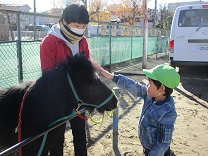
[
  {"xmin": 37, "ymin": 110, "xmax": 77, "ymax": 156},
  {"xmin": 18, "ymin": 88, "xmax": 30, "ymax": 156},
  {"xmin": 88, "ymin": 88, "xmax": 121, "ymax": 124},
  {"xmin": 17, "ymin": 82, "xmax": 36, "ymax": 156}
]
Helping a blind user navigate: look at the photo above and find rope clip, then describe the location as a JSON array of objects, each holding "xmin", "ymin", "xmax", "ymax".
[{"xmin": 75, "ymin": 100, "xmax": 83, "ymax": 113}]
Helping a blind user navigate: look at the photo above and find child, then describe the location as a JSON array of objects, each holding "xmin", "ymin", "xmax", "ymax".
[
  {"xmin": 40, "ymin": 3, "xmax": 90, "ymax": 73},
  {"xmin": 100, "ymin": 64, "xmax": 180, "ymax": 156},
  {"xmin": 40, "ymin": 3, "xmax": 90, "ymax": 156}
]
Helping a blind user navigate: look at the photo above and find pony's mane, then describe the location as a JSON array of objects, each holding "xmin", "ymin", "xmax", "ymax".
[
  {"xmin": 41, "ymin": 54, "xmax": 96, "ymax": 82},
  {"xmin": 66, "ymin": 54, "xmax": 97, "ymax": 84}
]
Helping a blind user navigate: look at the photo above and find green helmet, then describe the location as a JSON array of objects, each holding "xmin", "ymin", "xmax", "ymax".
[{"xmin": 143, "ymin": 64, "xmax": 180, "ymax": 89}]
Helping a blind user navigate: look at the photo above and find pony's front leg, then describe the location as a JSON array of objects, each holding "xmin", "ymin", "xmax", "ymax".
[
  {"xmin": 21, "ymin": 138, "xmax": 49, "ymax": 156},
  {"xmin": 49, "ymin": 126, "xmax": 65, "ymax": 156},
  {"xmin": 49, "ymin": 137, "xmax": 64, "ymax": 156}
]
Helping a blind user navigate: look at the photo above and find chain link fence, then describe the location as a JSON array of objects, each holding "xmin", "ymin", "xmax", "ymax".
[{"xmin": 0, "ymin": 9, "xmax": 169, "ymax": 87}]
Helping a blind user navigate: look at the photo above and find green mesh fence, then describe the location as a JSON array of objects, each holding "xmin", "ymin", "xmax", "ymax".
[
  {"xmin": 89, "ymin": 36, "xmax": 168, "ymax": 65},
  {"xmin": 0, "ymin": 42, "xmax": 18, "ymax": 86},
  {"xmin": 0, "ymin": 41, "xmax": 41, "ymax": 87},
  {"xmin": 111, "ymin": 37, "xmax": 132, "ymax": 64},
  {"xmin": 88, "ymin": 36, "xmax": 110, "ymax": 65},
  {"xmin": 0, "ymin": 36, "xmax": 168, "ymax": 87},
  {"xmin": 21, "ymin": 41, "xmax": 41, "ymax": 81},
  {"xmin": 132, "ymin": 37, "xmax": 143, "ymax": 58}
]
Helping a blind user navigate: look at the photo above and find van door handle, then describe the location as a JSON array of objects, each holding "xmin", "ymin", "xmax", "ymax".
[{"xmin": 176, "ymin": 36, "xmax": 185, "ymax": 38}]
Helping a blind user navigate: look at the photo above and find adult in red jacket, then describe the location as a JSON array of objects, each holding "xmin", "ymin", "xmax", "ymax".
[
  {"xmin": 40, "ymin": 3, "xmax": 89, "ymax": 156},
  {"xmin": 40, "ymin": 35, "xmax": 90, "ymax": 73}
]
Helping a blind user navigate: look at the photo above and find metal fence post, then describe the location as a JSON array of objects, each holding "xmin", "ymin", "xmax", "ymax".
[
  {"xmin": 16, "ymin": 12, "xmax": 23, "ymax": 83},
  {"xmin": 113, "ymin": 107, "xmax": 119, "ymax": 149},
  {"xmin": 156, "ymin": 30, "xmax": 159, "ymax": 59},
  {"xmin": 109, "ymin": 22, "xmax": 112, "ymax": 71},
  {"xmin": 34, "ymin": 0, "xmax": 37, "ymax": 41},
  {"xmin": 142, "ymin": 0, "xmax": 148, "ymax": 69},
  {"xmin": 131, "ymin": 26, "xmax": 133, "ymax": 59},
  {"xmin": 112, "ymin": 87, "xmax": 120, "ymax": 149}
]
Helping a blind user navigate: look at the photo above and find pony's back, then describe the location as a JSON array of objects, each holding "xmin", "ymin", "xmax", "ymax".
[{"xmin": 0, "ymin": 81, "xmax": 33, "ymax": 146}]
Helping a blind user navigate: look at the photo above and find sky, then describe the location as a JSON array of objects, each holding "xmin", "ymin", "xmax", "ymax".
[{"xmin": 0, "ymin": 0, "xmax": 205, "ymax": 12}]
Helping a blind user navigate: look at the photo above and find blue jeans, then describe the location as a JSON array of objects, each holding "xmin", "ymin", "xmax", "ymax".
[{"xmin": 143, "ymin": 147, "xmax": 171, "ymax": 156}]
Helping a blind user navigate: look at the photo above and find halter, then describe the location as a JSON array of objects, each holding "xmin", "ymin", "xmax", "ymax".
[{"xmin": 67, "ymin": 70, "xmax": 114, "ymax": 109}]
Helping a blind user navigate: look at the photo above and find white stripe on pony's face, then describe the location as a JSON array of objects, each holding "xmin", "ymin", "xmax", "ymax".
[{"xmin": 95, "ymin": 72, "xmax": 100, "ymax": 79}]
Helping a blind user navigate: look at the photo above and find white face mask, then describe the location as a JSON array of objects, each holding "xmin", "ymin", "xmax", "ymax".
[{"xmin": 70, "ymin": 27, "xmax": 86, "ymax": 35}]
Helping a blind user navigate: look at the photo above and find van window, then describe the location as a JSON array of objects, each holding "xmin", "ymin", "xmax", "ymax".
[{"xmin": 178, "ymin": 9, "xmax": 208, "ymax": 27}]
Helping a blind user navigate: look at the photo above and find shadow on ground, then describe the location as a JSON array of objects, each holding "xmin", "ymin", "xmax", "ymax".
[{"xmin": 179, "ymin": 66, "xmax": 208, "ymax": 104}]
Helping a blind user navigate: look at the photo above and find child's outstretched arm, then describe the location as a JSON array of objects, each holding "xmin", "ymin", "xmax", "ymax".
[{"xmin": 98, "ymin": 64, "xmax": 147, "ymax": 98}]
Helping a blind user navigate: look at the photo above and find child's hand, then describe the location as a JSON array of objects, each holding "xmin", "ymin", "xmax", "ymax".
[
  {"xmin": 100, "ymin": 68, "xmax": 114, "ymax": 79},
  {"xmin": 91, "ymin": 60, "xmax": 114, "ymax": 79}
]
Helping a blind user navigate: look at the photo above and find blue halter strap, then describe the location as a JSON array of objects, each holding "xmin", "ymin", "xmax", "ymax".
[{"xmin": 67, "ymin": 70, "xmax": 114, "ymax": 108}]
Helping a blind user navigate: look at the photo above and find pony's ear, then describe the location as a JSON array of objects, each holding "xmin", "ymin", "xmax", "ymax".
[
  {"xmin": 67, "ymin": 55, "xmax": 73, "ymax": 63},
  {"xmin": 79, "ymin": 51, "xmax": 86, "ymax": 56},
  {"xmin": 73, "ymin": 51, "xmax": 86, "ymax": 58},
  {"xmin": 66, "ymin": 55, "xmax": 74, "ymax": 71}
]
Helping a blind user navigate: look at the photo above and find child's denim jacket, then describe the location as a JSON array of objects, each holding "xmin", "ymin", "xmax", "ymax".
[{"xmin": 113, "ymin": 74, "xmax": 177, "ymax": 156}]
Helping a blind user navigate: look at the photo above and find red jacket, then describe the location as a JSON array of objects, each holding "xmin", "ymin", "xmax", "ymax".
[{"xmin": 40, "ymin": 34, "xmax": 90, "ymax": 73}]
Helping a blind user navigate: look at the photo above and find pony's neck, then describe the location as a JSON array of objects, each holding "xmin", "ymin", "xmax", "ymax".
[{"xmin": 38, "ymin": 66, "xmax": 69, "ymax": 96}]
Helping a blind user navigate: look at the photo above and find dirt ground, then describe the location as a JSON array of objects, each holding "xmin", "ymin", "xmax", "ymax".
[{"xmin": 64, "ymin": 53, "xmax": 208, "ymax": 156}]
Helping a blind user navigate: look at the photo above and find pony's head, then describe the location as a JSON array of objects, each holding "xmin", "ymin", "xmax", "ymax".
[{"xmin": 66, "ymin": 54, "xmax": 118, "ymax": 113}]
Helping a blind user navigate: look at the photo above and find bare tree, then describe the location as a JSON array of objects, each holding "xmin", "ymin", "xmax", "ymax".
[
  {"xmin": 88, "ymin": 0, "xmax": 106, "ymax": 20},
  {"xmin": 106, "ymin": 0, "xmax": 142, "ymax": 25},
  {"xmin": 157, "ymin": 5, "xmax": 173, "ymax": 30},
  {"xmin": 128, "ymin": 0, "xmax": 142, "ymax": 25}
]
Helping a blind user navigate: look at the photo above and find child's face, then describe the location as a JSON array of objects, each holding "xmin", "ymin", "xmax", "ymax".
[{"xmin": 146, "ymin": 79, "xmax": 162, "ymax": 98}]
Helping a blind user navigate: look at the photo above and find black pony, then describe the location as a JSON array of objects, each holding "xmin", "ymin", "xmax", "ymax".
[{"xmin": 0, "ymin": 54, "xmax": 117, "ymax": 156}]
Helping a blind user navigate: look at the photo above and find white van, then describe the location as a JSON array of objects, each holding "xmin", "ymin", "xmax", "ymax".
[{"xmin": 169, "ymin": 4, "xmax": 208, "ymax": 67}]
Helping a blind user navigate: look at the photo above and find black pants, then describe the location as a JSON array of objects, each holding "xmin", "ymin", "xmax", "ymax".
[
  {"xmin": 143, "ymin": 147, "xmax": 171, "ymax": 156},
  {"xmin": 70, "ymin": 112, "xmax": 87, "ymax": 156}
]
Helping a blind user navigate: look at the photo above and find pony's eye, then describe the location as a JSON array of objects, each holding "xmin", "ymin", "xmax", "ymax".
[{"xmin": 97, "ymin": 77, "xmax": 101, "ymax": 84}]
